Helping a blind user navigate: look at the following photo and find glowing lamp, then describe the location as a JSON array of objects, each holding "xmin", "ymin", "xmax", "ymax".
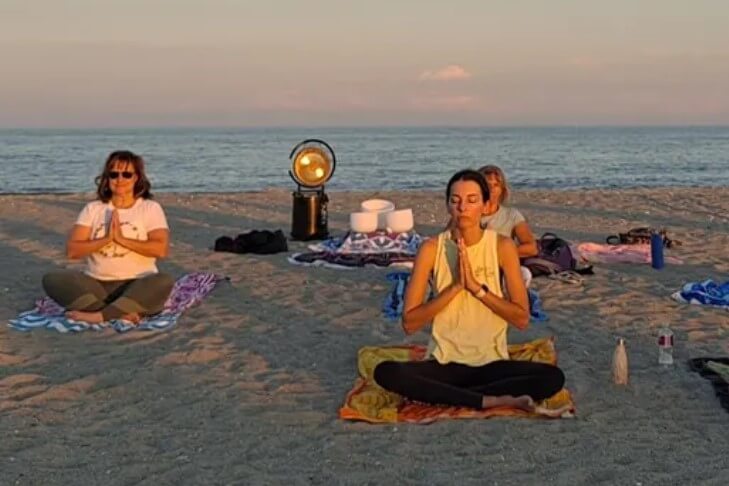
[{"xmin": 288, "ymin": 139, "xmax": 336, "ymax": 240}]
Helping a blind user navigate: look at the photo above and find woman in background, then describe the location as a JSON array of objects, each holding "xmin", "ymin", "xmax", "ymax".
[{"xmin": 478, "ymin": 165, "xmax": 538, "ymax": 258}]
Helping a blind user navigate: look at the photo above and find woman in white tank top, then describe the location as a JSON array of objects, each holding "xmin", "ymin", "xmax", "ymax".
[{"xmin": 374, "ymin": 169, "xmax": 565, "ymax": 413}]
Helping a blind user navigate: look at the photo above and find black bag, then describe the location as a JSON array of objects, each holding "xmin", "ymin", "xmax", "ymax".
[
  {"xmin": 606, "ymin": 227, "xmax": 680, "ymax": 248},
  {"xmin": 522, "ymin": 233, "xmax": 577, "ymax": 277},
  {"xmin": 214, "ymin": 230, "xmax": 288, "ymax": 255}
]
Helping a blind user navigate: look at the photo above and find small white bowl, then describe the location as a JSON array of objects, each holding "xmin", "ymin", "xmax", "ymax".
[
  {"xmin": 349, "ymin": 211, "xmax": 378, "ymax": 233},
  {"xmin": 360, "ymin": 199, "xmax": 395, "ymax": 213},
  {"xmin": 386, "ymin": 208, "xmax": 414, "ymax": 233},
  {"xmin": 360, "ymin": 199, "xmax": 395, "ymax": 229}
]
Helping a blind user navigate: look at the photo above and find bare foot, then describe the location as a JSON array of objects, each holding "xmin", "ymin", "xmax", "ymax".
[
  {"xmin": 120, "ymin": 313, "xmax": 141, "ymax": 324},
  {"xmin": 65, "ymin": 310, "xmax": 104, "ymax": 323},
  {"xmin": 534, "ymin": 403, "xmax": 574, "ymax": 418},
  {"xmin": 509, "ymin": 395, "xmax": 536, "ymax": 413},
  {"xmin": 482, "ymin": 394, "xmax": 535, "ymax": 412}
]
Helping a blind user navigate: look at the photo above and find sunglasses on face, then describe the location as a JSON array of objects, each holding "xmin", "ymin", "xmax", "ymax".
[{"xmin": 108, "ymin": 171, "xmax": 135, "ymax": 179}]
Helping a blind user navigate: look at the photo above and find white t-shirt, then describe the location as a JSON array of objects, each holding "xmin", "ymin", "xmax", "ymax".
[
  {"xmin": 480, "ymin": 205, "xmax": 525, "ymax": 238},
  {"xmin": 76, "ymin": 198, "xmax": 169, "ymax": 281}
]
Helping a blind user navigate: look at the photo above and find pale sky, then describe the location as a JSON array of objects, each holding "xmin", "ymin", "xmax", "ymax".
[{"xmin": 1, "ymin": 0, "xmax": 728, "ymax": 127}]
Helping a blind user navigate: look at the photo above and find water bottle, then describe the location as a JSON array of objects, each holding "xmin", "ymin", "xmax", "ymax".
[
  {"xmin": 650, "ymin": 232, "xmax": 664, "ymax": 270},
  {"xmin": 612, "ymin": 338, "xmax": 629, "ymax": 385},
  {"xmin": 658, "ymin": 327, "xmax": 674, "ymax": 365}
]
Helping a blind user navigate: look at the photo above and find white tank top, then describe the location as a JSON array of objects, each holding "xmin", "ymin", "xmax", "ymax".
[{"xmin": 428, "ymin": 229, "xmax": 508, "ymax": 366}]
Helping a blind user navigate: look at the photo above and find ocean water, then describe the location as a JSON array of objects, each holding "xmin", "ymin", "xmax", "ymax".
[{"xmin": 1, "ymin": 126, "xmax": 728, "ymax": 194}]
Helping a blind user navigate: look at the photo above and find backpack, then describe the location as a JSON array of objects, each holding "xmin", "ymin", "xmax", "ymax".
[{"xmin": 522, "ymin": 233, "xmax": 581, "ymax": 277}]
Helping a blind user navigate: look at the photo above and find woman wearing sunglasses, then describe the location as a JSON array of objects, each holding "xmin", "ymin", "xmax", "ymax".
[{"xmin": 42, "ymin": 150, "xmax": 174, "ymax": 324}]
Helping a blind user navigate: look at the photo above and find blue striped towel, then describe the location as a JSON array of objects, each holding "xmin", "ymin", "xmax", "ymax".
[{"xmin": 8, "ymin": 272, "xmax": 225, "ymax": 333}]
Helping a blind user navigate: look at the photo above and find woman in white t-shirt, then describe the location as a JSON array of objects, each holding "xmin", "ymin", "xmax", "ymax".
[
  {"xmin": 478, "ymin": 165, "xmax": 538, "ymax": 258},
  {"xmin": 42, "ymin": 150, "xmax": 174, "ymax": 324}
]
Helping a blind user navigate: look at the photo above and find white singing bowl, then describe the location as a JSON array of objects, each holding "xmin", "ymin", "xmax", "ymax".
[
  {"xmin": 349, "ymin": 211, "xmax": 378, "ymax": 233},
  {"xmin": 360, "ymin": 199, "xmax": 395, "ymax": 213},
  {"xmin": 385, "ymin": 208, "xmax": 414, "ymax": 233},
  {"xmin": 360, "ymin": 199, "xmax": 395, "ymax": 229}
]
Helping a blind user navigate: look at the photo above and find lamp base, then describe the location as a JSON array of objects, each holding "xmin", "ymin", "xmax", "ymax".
[{"xmin": 291, "ymin": 189, "xmax": 329, "ymax": 241}]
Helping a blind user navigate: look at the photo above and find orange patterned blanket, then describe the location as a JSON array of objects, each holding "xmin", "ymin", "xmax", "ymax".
[{"xmin": 339, "ymin": 337, "xmax": 575, "ymax": 424}]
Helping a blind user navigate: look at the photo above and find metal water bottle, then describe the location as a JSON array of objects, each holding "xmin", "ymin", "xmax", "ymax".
[
  {"xmin": 650, "ymin": 232, "xmax": 664, "ymax": 269},
  {"xmin": 612, "ymin": 338, "xmax": 629, "ymax": 385}
]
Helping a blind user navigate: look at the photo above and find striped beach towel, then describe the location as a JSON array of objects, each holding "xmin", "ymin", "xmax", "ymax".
[{"xmin": 8, "ymin": 272, "xmax": 225, "ymax": 333}]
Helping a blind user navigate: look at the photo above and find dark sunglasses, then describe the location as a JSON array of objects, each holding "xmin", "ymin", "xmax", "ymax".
[{"xmin": 108, "ymin": 171, "xmax": 135, "ymax": 179}]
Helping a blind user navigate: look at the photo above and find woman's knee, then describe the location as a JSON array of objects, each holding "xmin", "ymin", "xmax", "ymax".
[
  {"xmin": 42, "ymin": 270, "xmax": 75, "ymax": 296},
  {"xmin": 149, "ymin": 272, "xmax": 175, "ymax": 293},
  {"xmin": 544, "ymin": 365, "xmax": 565, "ymax": 394},
  {"xmin": 373, "ymin": 361, "xmax": 403, "ymax": 390}
]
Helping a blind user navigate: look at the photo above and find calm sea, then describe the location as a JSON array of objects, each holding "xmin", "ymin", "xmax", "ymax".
[{"xmin": 1, "ymin": 126, "xmax": 728, "ymax": 194}]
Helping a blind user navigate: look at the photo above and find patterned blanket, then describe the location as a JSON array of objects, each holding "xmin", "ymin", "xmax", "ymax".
[
  {"xmin": 290, "ymin": 230, "xmax": 425, "ymax": 269},
  {"xmin": 8, "ymin": 272, "xmax": 225, "ymax": 333},
  {"xmin": 308, "ymin": 230, "xmax": 424, "ymax": 255},
  {"xmin": 339, "ymin": 337, "xmax": 575, "ymax": 424}
]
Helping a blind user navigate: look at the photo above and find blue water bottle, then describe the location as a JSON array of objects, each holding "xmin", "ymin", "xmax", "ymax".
[{"xmin": 650, "ymin": 232, "xmax": 664, "ymax": 270}]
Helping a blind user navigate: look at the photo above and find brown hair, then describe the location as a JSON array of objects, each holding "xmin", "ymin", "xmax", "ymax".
[
  {"xmin": 95, "ymin": 150, "xmax": 153, "ymax": 202},
  {"xmin": 446, "ymin": 169, "xmax": 490, "ymax": 202},
  {"xmin": 477, "ymin": 164, "xmax": 509, "ymax": 204}
]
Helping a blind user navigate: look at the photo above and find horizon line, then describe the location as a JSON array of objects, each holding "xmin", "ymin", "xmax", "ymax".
[{"xmin": 2, "ymin": 123, "xmax": 729, "ymax": 131}]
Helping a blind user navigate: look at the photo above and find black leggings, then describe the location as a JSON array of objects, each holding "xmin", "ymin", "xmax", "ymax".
[{"xmin": 373, "ymin": 359, "xmax": 565, "ymax": 409}]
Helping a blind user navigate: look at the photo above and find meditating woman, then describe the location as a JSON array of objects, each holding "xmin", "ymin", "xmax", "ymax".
[
  {"xmin": 374, "ymin": 169, "xmax": 565, "ymax": 412},
  {"xmin": 478, "ymin": 165, "xmax": 538, "ymax": 258},
  {"xmin": 42, "ymin": 150, "xmax": 174, "ymax": 324}
]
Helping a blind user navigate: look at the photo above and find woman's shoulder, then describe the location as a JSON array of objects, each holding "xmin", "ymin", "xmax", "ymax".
[
  {"xmin": 501, "ymin": 205, "xmax": 525, "ymax": 223},
  {"xmin": 502, "ymin": 205, "xmax": 524, "ymax": 217},
  {"xmin": 81, "ymin": 200, "xmax": 107, "ymax": 212},
  {"xmin": 420, "ymin": 235, "xmax": 439, "ymax": 253},
  {"xmin": 138, "ymin": 198, "xmax": 165, "ymax": 212}
]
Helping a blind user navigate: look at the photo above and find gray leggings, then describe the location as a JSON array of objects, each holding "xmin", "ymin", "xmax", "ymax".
[{"xmin": 42, "ymin": 270, "xmax": 175, "ymax": 320}]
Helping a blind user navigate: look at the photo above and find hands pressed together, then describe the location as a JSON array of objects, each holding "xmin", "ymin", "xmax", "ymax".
[
  {"xmin": 106, "ymin": 210, "xmax": 126, "ymax": 245},
  {"xmin": 455, "ymin": 238, "xmax": 483, "ymax": 296}
]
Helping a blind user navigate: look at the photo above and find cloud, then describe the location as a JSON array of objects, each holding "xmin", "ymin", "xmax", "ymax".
[{"xmin": 418, "ymin": 64, "xmax": 472, "ymax": 82}]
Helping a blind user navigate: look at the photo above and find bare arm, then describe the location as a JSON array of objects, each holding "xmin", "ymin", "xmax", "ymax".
[
  {"xmin": 115, "ymin": 228, "xmax": 170, "ymax": 259},
  {"xmin": 66, "ymin": 224, "xmax": 111, "ymax": 259},
  {"xmin": 473, "ymin": 236, "xmax": 530, "ymax": 329},
  {"xmin": 513, "ymin": 221, "xmax": 538, "ymax": 258},
  {"xmin": 402, "ymin": 238, "xmax": 463, "ymax": 335}
]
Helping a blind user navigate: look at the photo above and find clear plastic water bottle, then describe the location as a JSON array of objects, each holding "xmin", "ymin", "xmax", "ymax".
[{"xmin": 658, "ymin": 327, "xmax": 674, "ymax": 365}]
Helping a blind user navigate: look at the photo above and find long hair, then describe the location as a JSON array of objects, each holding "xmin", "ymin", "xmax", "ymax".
[
  {"xmin": 477, "ymin": 164, "xmax": 509, "ymax": 204},
  {"xmin": 95, "ymin": 150, "xmax": 153, "ymax": 202},
  {"xmin": 446, "ymin": 169, "xmax": 490, "ymax": 202}
]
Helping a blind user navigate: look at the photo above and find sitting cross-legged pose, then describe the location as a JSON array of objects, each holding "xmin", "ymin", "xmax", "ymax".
[
  {"xmin": 374, "ymin": 169, "xmax": 565, "ymax": 413},
  {"xmin": 42, "ymin": 150, "xmax": 174, "ymax": 324}
]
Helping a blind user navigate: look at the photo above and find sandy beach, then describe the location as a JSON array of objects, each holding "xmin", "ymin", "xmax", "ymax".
[{"xmin": 1, "ymin": 187, "xmax": 729, "ymax": 485}]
